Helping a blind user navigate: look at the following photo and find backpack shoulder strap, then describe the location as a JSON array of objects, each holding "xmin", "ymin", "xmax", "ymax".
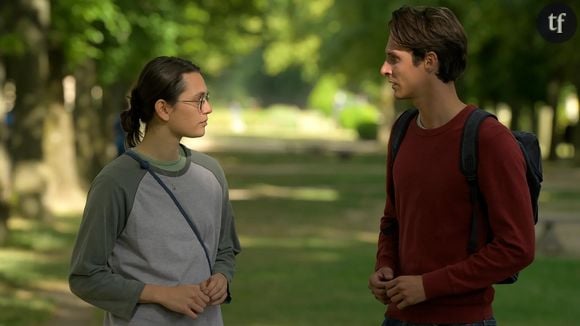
[
  {"xmin": 460, "ymin": 109, "xmax": 496, "ymax": 178},
  {"xmin": 389, "ymin": 108, "xmax": 418, "ymax": 202},
  {"xmin": 460, "ymin": 108, "xmax": 496, "ymax": 253},
  {"xmin": 390, "ymin": 109, "xmax": 419, "ymax": 163},
  {"xmin": 381, "ymin": 109, "xmax": 417, "ymax": 236}
]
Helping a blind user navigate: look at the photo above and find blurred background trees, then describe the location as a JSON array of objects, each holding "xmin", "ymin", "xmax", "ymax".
[{"xmin": 0, "ymin": 0, "xmax": 579, "ymax": 243}]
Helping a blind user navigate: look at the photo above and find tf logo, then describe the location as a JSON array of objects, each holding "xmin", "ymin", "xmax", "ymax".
[{"xmin": 537, "ymin": 3, "xmax": 577, "ymax": 43}]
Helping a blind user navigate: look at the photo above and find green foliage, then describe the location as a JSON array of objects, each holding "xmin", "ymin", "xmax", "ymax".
[
  {"xmin": 307, "ymin": 75, "xmax": 342, "ymax": 116},
  {"xmin": 356, "ymin": 121, "xmax": 379, "ymax": 140},
  {"xmin": 51, "ymin": 0, "xmax": 131, "ymax": 72},
  {"xmin": 0, "ymin": 34, "xmax": 25, "ymax": 56},
  {"xmin": 260, "ymin": 0, "xmax": 333, "ymax": 79},
  {"xmin": 338, "ymin": 103, "xmax": 380, "ymax": 129}
]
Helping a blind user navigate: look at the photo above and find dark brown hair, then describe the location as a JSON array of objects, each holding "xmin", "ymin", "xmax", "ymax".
[
  {"xmin": 389, "ymin": 6, "xmax": 467, "ymax": 82},
  {"xmin": 120, "ymin": 56, "xmax": 201, "ymax": 148}
]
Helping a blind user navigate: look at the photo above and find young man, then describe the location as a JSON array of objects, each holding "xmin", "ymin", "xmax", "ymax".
[{"xmin": 368, "ymin": 6, "xmax": 535, "ymax": 325}]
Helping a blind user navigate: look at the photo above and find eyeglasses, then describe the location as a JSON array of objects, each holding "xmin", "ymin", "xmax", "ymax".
[{"xmin": 177, "ymin": 92, "xmax": 210, "ymax": 112}]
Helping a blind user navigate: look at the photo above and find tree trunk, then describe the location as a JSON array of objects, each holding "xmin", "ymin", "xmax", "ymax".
[
  {"xmin": 530, "ymin": 101, "xmax": 538, "ymax": 134},
  {"xmin": 73, "ymin": 61, "xmax": 131, "ymax": 183},
  {"xmin": 102, "ymin": 80, "xmax": 131, "ymax": 151},
  {"xmin": 7, "ymin": 0, "xmax": 51, "ymax": 220},
  {"xmin": 42, "ymin": 50, "xmax": 85, "ymax": 214},
  {"xmin": 573, "ymin": 82, "xmax": 580, "ymax": 167},
  {"xmin": 509, "ymin": 101, "xmax": 521, "ymax": 131},
  {"xmin": 547, "ymin": 81, "xmax": 561, "ymax": 161},
  {"xmin": 74, "ymin": 60, "xmax": 104, "ymax": 183},
  {"xmin": 0, "ymin": 58, "xmax": 10, "ymax": 244}
]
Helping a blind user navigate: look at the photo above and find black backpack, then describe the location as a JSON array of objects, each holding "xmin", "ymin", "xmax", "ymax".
[{"xmin": 389, "ymin": 108, "xmax": 542, "ymax": 284}]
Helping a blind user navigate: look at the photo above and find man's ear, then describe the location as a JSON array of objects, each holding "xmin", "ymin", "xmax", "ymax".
[
  {"xmin": 154, "ymin": 99, "xmax": 171, "ymax": 122},
  {"xmin": 424, "ymin": 51, "xmax": 439, "ymax": 74}
]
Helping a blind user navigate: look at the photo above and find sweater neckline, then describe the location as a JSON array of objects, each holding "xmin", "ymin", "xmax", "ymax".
[{"xmin": 411, "ymin": 105, "xmax": 476, "ymax": 137}]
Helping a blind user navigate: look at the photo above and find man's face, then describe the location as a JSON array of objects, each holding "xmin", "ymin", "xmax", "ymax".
[{"xmin": 380, "ymin": 37, "xmax": 429, "ymax": 100}]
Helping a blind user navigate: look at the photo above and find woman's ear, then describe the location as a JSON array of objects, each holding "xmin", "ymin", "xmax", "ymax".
[
  {"xmin": 424, "ymin": 51, "xmax": 439, "ymax": 74},
  {"xmin": 154, "ymin": 99, "xmax": 172, "ymax": 122}
]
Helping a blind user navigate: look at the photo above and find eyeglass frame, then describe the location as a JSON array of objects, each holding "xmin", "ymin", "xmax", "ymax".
[{"xmin": 176, "ymin": 92, "xmax": 210, "ymax": 112}]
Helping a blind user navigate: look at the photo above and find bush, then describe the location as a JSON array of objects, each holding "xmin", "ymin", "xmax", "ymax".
[
  {"xmin": 337, "ymin": 103, "xmax": 380, "ymax": 140},
  {"xmin": 307, "ymin": 75, "xmax": 341, "ymax": 116},
  {"xmin": 356, "ymin": 122, "xmax": 379, "ymax": 140}
]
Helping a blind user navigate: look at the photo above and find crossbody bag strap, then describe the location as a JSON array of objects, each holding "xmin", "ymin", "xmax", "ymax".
[{"xmin": 125, "ymin": 150, "xmax": 214, "ymax": 274}]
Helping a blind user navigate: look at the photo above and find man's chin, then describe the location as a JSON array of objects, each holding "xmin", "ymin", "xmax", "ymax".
[{"xmin": 393, "ymin": 93, "xmax": 408, "ymax": 100}]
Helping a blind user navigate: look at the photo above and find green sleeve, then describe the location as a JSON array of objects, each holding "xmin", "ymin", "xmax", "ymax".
[{"xmin": 68, "ymin": 161, "xmax": 145, "ymax": 320}]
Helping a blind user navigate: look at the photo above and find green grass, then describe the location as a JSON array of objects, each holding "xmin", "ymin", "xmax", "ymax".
[
  {"xmin": 0, "ymin": 215, "xmax": 81, "ymax": 326},
  {"xmin": 214, "ymin": 151, "xmax": 580, "ymax": 325},
  {"xmin": 1, "ymin": 151, "xmax": 579, "ymax": 325},
  {"xmin": 494, "ymin": 257, "xmax": 580, "ymax": 325}
]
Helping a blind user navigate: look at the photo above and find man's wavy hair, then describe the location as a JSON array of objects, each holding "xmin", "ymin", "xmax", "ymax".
[{"xmin": 389, "ymin": 6, "xmax": 468, "ymax": 83}]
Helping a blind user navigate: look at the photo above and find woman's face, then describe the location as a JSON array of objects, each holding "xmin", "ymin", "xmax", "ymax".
[{"xmin": 167, "ymin": 72, "xmax": 213, "ymax": 139}]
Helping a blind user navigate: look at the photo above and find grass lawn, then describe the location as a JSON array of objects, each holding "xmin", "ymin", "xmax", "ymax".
[
  {"xmin": 215, "ymin": 151, "xmax": 580, "ymax": 325},
  {"xmin": 1, "ymin": 150, "xmax": 579, "ymax": 325},
  {"xmin": 0, "ymin": 214, "xmax": 81, "ymax": 326}
]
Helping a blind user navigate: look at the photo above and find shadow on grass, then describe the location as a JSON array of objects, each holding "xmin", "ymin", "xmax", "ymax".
[
  {"xmin": 224, "ymin": 241, "xmax": 580, "ymax": 326},
  {"xmin": 0, "ymin": 294, "xmax": 52, "ymax": 326},
  {"xmin": 4, "ymin": 215, "xmax": 79, "ymax": 252},
  {"xmin": 0, "ymin": 215, "xmax": 81, "ymax": 326},
  {"xmin": 223, "ymin": 241, "xmax": 385, "ymax": 326},
  {"xmin": 217, "ymin": 152, "xmax": 580, "ymax": 326}
]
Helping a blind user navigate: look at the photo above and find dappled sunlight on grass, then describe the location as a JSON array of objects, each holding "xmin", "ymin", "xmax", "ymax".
[
  {"xmin": 0, "ymin": 249, "xmax": 66, "ymax": 286},
  {"xmin": 0, "ymin": 292, "xmax": 53, "ymax": 326},
  {"xmin": 0, "ymin": 251, "xmax": 57, "ymax": 325},
  {"xmin": 6, "ymin": 216, "xmax": 77, "ymax": 252},
  {"xmin": 239, "ymin": 235, "xmax": 351, "ymax": 249},
  {"xmin": 239, "ymin": 228, "xmax": 378, "ymax": 251},
  {"xmin": 0, "ymin": 214, "xmax": 82, "ymax": 325},
  {"xmin": 539, "ymin": 189, "xmax": 580, "ymax": 211},
  {"xmin": 204, "ymin": 106, "xmax": 356, "ymax": 140},
  {"xmin": 230, "ymin": 184, "xmax": 339, "ymax": 201}
]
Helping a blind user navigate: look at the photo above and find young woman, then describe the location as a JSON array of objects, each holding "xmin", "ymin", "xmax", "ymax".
[{"xmin": 69, "ymin": 56, "xmax": 241, "ymax": 325}]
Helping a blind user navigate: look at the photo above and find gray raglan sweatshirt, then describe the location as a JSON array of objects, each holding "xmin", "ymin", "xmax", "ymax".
[{"xmin": 69, "ymin": 146, "xmax": 241, "ymax": 325}]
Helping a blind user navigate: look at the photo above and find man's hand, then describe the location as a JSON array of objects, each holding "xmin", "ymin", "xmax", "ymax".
[
  {"xmin": 140, "ymin": 284, "xmax": 210, "ymax": 320},
  {"xmin": 385, "ymin": 275, "xmax": 426, "ymax": 309},
  {"xmin": 368, "ymin": 267, "xmax": 394, "ymax": 304},
  {"xmin": 201, "ymin": 273, "xmax": 229, "ymax": 305}
]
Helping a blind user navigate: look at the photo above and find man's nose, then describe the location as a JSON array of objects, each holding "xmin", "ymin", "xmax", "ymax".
[{"xmin": 380, "ymin": 61, "xmax": 392, "ymax": 76}]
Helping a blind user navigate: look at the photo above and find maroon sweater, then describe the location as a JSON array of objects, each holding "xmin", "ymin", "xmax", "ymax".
[{"xmin": 375, "ymin": 106, "xmax": 535, "ymax": 323}]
